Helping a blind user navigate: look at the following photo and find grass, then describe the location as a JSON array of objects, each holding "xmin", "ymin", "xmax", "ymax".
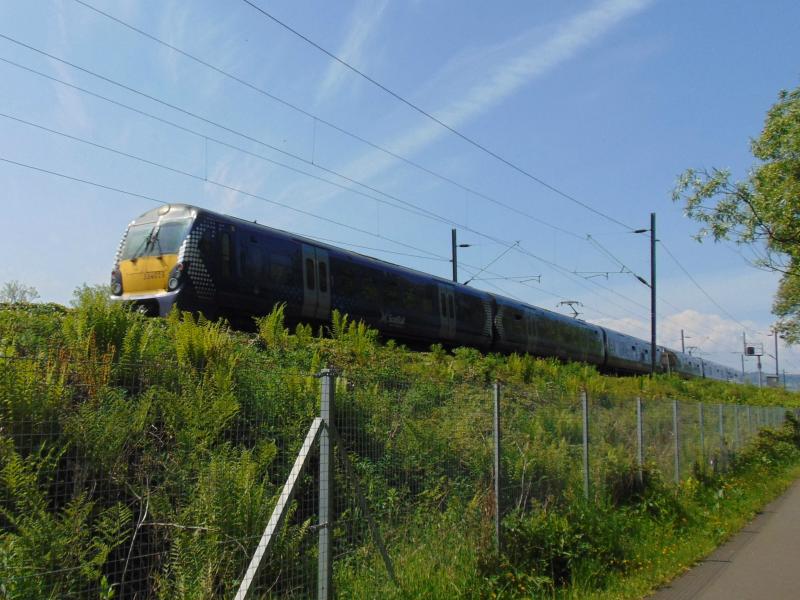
[
  {"xmin": 1, "ymin": 292, "xmax": 799, "ymax": 599},
  {"xmin": 335, "ymin": 423, "xmax": 800, "ymax": 599},
  {"xmin": 566, "ymin": 451, "xmax": 800, "ymax": 599}
]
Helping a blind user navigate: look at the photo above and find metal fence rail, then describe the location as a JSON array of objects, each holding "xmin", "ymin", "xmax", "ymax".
[{"xmin": 0, "ymin": 354, "xmax": 791, "ymax": 599}]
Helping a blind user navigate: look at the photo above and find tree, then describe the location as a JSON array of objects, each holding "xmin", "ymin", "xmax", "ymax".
[
  {"xmin": 0, "ymin": 280, "xmax": 40, "ymax": 303},
  {"xmin": 673, "ymin": 84, "xmax": 800, "ymax": 342}
]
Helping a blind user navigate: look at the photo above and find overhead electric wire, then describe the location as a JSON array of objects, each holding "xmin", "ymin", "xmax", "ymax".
[
  {"xmin": 463, "ymin": 242, "xmax": 519, "ymax": 286},
  {"xmin": 69, "ymin": 0, "xmax": 585, "ymax": 241},
  {"xmin": 0, "ymin": 153, "xmax": 435, "ymax": 259},
  {"xmin": 511, "ymin": 241, "xmax": 652, "ymax": 317},
  {"xmin": 301, "ymin": 236, "xmax": 448, "ymax": 262},
  {"xmin": 0, "ymin": 40, "xmax": 565, "ymax": 247},
  {"xmin": 0, "ymin": 10, "xmax": 774, "ymax": 360},
  {"xmin": 458, "ymin": 264, "xmax": 525, "ymax": 303},
  {"xmin": 239, "ymin": 0, "xmax": 635, "ymax": 231},
  {"xmin": 0, "ymin": 49, "xmax": 651, "ymax": 320},
  {"xmin": 0, "ymin": 104, "xmax": 441, "ymax": 227},
  {"xmin": 586, "ymin": 234, "xmax": 634, "ymax": 274},
  {"xmin": 2, "ymin": 151, "xmax": 632, "ymax": 320},
  {"xmin": 469, "ymin": 275, "xmax": 542, "ymax": 283},
  {"xmin": 586, "ymin": 233, "xmax": 685, "ymax": 314},
  {"xmin": 659, "ymin": 240, "xmax": 762, "ymax": 336},
  {"xmin": 0, "ymin": 155, "xmax": 165, "ymax": 205},
  {"xmin": 0, "ymin": 31, "xmax": 649, "ymax": 318},
  {"xmin": 0, "ymin": 35, "xmax": 444, "ymax": 226}
]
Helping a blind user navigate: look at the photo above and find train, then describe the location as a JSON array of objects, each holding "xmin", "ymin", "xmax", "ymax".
[{"xmin": 110, "ymin": 204, "xmax": 741, "ymax": 382}]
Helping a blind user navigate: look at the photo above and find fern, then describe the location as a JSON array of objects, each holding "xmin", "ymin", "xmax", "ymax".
[
  {"xmin": 330, "ymin": 309, "xmax": 349, "ymax": 340},
  {"xmin": 254, "ymin": 303, "xmax": 289, "ymax": 349}
]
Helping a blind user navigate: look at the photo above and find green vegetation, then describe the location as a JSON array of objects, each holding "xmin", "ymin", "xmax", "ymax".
[
  {"xmin": 674, "ymin": 83, "xmax": 800, "ymax": 342},
  {"xmin": 0, "ymin": 281, "xmax": 40, "ymax": 304},
  {"xmin": 1, "ymin": 294, "xmax": 799, "ymax": 598}
]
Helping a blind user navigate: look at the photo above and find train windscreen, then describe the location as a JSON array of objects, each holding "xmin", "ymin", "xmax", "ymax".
[{"xmin": 121, "ymin": 219, "xmax": 192, "ymax": 260}]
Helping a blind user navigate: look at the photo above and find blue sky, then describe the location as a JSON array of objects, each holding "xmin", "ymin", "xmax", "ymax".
[{"xmin": 1, "ymin": 0, "xmax": 799, "ymax": 373}]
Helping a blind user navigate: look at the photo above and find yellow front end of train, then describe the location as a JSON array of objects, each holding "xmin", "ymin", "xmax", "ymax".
[
  {"xmin": 118, "ymin": 254, "xmax": 179, "ymax": 294},
  {"xmin": 111, "ymin": 204, "xmax": 195, "ymax": 315}
]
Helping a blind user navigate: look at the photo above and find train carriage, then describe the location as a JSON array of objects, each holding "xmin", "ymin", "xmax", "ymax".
[{"xmin": 110, "ymin": 204, "xmax": 740, "ymax": 382}]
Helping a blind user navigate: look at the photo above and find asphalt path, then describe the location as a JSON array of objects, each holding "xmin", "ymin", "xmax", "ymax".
[{"xmin": 647, "ymin": 479, "xmax": 800, "ymax": 599}]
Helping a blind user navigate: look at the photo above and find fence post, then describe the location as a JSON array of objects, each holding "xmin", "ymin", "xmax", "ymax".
[
  {"xmin": 582, "ymin": 390, "xmax": 590, "ymax": 501},
  {"xmin": 636, "ymin": 397, "xmax": 644, "ymax": 486},
  {"xmin": 718, "ymin": 404, "xmax": 725, "ymax": 471},
  {"xmin": 318, "ymin": 369, "xmax": 335, "ymax": 600},
  {"xmin": 698, "ymin": 403, "xmax": 705, "ymax": 470},
  {"xmin": 673, "ymin": 400, "xmax": 680, "ymax": 485},
  {"xmin": 493, "ymin": 381, "xmax": 502, "ymax": 554},
  {"xmin": 734, "ymin": 406, "xmax": 740, "ymax": 451}
]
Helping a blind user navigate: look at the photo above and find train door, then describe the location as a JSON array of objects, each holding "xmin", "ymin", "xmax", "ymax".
[
  {"xmin": 301, "ymin": 244, "xmax": 331, "ymax": 320},
  {"xmin": 437, "ymin": 284, "xmax": 456, "ymax": 339},
  {"xmin": 315, "ymin": 248, "xmax": 330, "ymax": 319}
]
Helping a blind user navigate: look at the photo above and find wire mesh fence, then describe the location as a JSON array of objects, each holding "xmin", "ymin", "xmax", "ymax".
[
  {"xmin": 0, "ymin": 353, "xmax": 323, "ymax": 599},
  {"xmin": 0, "ymin": 353, "xmax": 792, "ymax": 598}
]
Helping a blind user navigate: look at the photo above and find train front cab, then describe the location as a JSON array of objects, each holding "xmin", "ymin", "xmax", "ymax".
[{"xmin": 110, "ymin": 204, "xmax": 196, "ymax": 316}]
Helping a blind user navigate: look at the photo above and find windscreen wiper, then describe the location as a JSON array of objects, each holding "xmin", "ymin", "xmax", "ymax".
[
  {"xmin": 131, "ymin": 226, "xmax": 156, "ymax": 262},
  {"xmin": 150, "ymin": 226, "xmax": 164, "ymax": 258}
]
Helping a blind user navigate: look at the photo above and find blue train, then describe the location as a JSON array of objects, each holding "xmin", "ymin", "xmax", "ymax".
[{"xmin": 110, "ymin": 204, "xmax": 740, "ymax": 381}]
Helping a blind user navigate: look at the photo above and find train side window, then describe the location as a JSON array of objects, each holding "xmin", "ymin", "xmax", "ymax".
[
  {"xmin": 250, "ymin": 249, "xmax": 263, "ymax": 279},
  {"xmin": 448, "ymin": 295, "xmax": 455, "ymax": 319},
  {"xmin": 334, "ymin": 259, "xmax": 357, "ymax": 296},
  {"xmin": 270, "ymin": 253, "xmax": 292, "ymax": 284},
  {"xmin": 221, "ymin": 232, "xmax": 231, "ymax": 278},
  {"xmin": 422, "ymin": 285, "xmax": 435, "ymax": 315},
  {"xmin": 440, "ymin": 292, "xmax": 447, "ymax": 317},
  {"xmin": 240, "ymin": 249, "xmax": 247, "ymax": 276},
  {"xmin": 318, "ymin": 262, "xmax": 328, "ymax": 292},
  {"xmin": 383, "ymin": 272, "xmax": 401, "ymax": 308},
  {"xmin": 305, "ymin": 258, "xmax": 315, "ymax": 289}
]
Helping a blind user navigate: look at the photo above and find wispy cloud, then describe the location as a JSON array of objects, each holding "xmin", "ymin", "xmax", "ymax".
[
  {"xmin": 336, "ymin": 0, "xmax": 653, "ymax": 186},
  {"xmin": 596, "ymin": 309, "xmax": 752, "ymax": 352},
  {"xmin": 51, "ymin": 0, "xmax": 92, "ymax": 132},
  {"xmin": 259, "ymin": 0, "xmax": 654, "ymax": 250},
  {"xmin": 156, "ymin": 0, "xmax": 244, "ymax": 96},
  {"xmin": 204, "ymin": 153, "xmax": 271, "ymax": 216},
  {"xmin": 314, "ymin": 0, "xmax": 389, "ymax": 106},
  {"xmin": 592, "ymin": 309, "xmax": 800, "ymax": 371}
]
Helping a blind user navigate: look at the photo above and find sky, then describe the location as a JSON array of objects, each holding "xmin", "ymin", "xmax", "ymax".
[{"xmin": 1, "ymin": 0, "xmax": 799, "ymax": 374}]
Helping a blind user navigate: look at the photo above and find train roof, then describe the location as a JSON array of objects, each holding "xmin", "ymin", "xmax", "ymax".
[{"xmin": 136, "ymin": 204, "xmax": 494, "ymax": 295}]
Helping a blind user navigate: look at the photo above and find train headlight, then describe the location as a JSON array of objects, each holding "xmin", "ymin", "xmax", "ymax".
[
  {"xmin": 111, "ymin": 269, "xmax": 123, "ymax": 296},
  {"xmin": 167, "ymin": 262, "xmax": 185, "ymax": 291}
]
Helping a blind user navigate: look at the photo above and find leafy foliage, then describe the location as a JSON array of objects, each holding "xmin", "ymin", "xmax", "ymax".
[
  {"xmin": 0, "ymin": 281, "xmax": 40, "ymax": 304},
  {"xmin": 255, "ymin": 301, "xmax": 290, "ymax": 350},
  {"xmin": 0, "ymin": 293, "xmax": 799, "ymax": 598},
  {"xmin": 673, "ymin": 84, "xmax": 800, "ymax": 341}
]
